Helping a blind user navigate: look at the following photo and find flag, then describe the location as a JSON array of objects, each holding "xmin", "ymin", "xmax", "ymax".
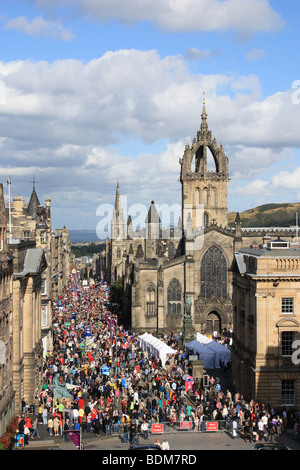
[
  {"xmin": 66, "ymin": 430, "xmax": 84, "ymax": 450},
  {"xmin": 7, "ymin": 173, "xmax": 11, "ymax": 185}
]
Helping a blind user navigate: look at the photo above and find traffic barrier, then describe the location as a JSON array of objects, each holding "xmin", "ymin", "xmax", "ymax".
[{"xmin": 108, "ymin": 419, "xmax": 236, "ymax": 437}]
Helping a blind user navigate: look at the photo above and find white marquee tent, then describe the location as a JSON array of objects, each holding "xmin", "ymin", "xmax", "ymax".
[
  {"xmin": 137, "ymin": 333, "xmax": 177, "ymax": 367},
  {"xmin": 196, "ymin": 332, "xmax": 213, "ymax": 344}
]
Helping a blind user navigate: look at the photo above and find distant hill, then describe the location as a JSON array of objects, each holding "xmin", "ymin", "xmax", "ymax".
[
  {"xmin": 228, "ymin": 202, "xmax": 300, "ymax": 228},
  {"xmin": 69, "ymin": 230, "xmax": 101, "ymax": 243}
]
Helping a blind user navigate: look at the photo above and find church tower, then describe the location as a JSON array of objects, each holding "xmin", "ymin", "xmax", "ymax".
[
  {"xmin": 179, "ymin": 94, "xmax": 229, "ymax": 234},
  {"xmin": 110, "ymin": 181, "xmax": 126, "ymax": 281}
]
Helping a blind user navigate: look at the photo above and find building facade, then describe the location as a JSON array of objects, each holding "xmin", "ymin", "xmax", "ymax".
[
  {"xmin": 231, "ymin": 238, "xmax": 300, "ymax": 407},
  {"xmin": 0, "ymin": 183, "xmax": 14, "ymax": 435},
  {"xmin": 108, "ymin": 100, "xmax": 300, "ymax": 337}
]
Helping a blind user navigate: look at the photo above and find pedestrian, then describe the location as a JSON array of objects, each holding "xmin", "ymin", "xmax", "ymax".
[
  {"xmin": 31, "ymin": 417, "xmax": 40, "ymax": 439},
  {"xmin": 141, "ymin": 420, "xmax": 149, "ymax": 440},
  {"xmin": 232, "ymin": 419, "xmax": 238, "ymax": 439},
  {"xmin": 267, "ymin": 418, "xmax": 275, "ymax": 442},
  {"xmin": 161, "ymin": 439, "xmax": 170, "ymax": 450},
  {"xmin": 154, "ymin": 438, "xmax": 162, "ymax": 448},
  {"xmin": 53, "ymin": 416, "xmax": 60, "ymax": 436},
  {"xmin": 47, "ymin": 416, "xmax": 54, "ymax": 436},
  {"xmin": 129, "ymin": 422, "xmax": 139, "ymax": 446},
  {"xmin": 21, "ymin": 398, "xmax": 26, "ymax": 415},
  {"xmin": 122, "ymin": 421, "xmax": 129, "ymax": 444}
]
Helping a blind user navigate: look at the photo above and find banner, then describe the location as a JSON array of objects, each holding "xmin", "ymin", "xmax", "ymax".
[
  {"xmin": 66, "ymin": 430, "xmax": 83, "ymax": 449},
  {"xmin": 206, "ymin": 422, "xmax": 219, "ymax": 432},
  {"xmin": 180, "ymin": 421, "xmax": 193, "ymax": 430},
  {"xmin": 151, "ymin": 423, "xmax": 164, "ymax": 434}
]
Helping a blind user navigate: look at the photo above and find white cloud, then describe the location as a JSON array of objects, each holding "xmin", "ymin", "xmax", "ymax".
[
  {"xmin": 3, "ymin": 15, "xmax": 74, "ymax": 41},
  {"xmin": 184, "ymin": 47, "xmax": 222, "ymax": 61},
  {"xmin": 246, "ymin": 48, "xmax": 266, "ymax": 61},
  {"xmin": 28, "ymin": 0, "xmax": 284, "ymax": 35},
  {"xmin": 0, "ymin": 49, "xmax": 298, "ymax": 227}
]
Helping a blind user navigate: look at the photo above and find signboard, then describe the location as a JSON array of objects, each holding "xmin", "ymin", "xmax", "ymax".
[
  {"xmin": 15, "ymin": 434, "xmax": 25, "ymax": 447},
  {"xmin": 180, "ymin": 421, "xmax": 193, "ymax": 430},
  {"xmin": 151, "ymin": 423, "xmax": 164, "ymax": 434},
  {"xmin": 101, "ymin": 365, "xmax": 110, "ymax": 376},
  {"xmin": 85, "ymin": 326, "xmax": 91, "ymax": 337},
  {"xmin": 206, "ymin": 422, "xmax": 219, "ymax": 432}
]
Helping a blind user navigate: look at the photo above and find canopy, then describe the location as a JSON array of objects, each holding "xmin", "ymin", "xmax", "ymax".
[
  {"xmin": 196, "ymin": 332, "xmax": 213, "ymax": 344},
  {"xmin": 185, "ymin": 338, "xmax": 231, "ymax": 369},
  {"xmin": 206, "ymin": 340, "xmax": 231, "ymax": 366},
  {"xmin": 137, "ymin": 333, "xmax": 177, "ymax": 367},
  {"xmin": 185, "ymin": 340, "xmax": 216, "ymax": 369}
]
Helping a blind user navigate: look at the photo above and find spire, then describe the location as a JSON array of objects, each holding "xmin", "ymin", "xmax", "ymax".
[
  {"xmin": 27, "ymin": 176, "xmax": 40, "ymax": 219},
  {"xmin": 115, "ymin": 180, "xmax": 120, "ymax": 211},
  {"xmin": 200, "ymin": 91, "xmax": 208, "ymax": 134}
]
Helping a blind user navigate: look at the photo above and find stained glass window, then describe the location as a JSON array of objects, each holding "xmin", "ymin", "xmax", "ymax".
[
  {"xmin": 200, "ymin": 245, "xmax": 227, "ymax": 298},
  {"xmin": 167, "ymin": 279, "xmax": 182, "ymax": 314}
]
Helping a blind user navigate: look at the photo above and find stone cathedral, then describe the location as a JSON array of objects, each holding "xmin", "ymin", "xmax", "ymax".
[{"xmin": 106, "ymin": 99, "xmax": 299, "ymax": 336}]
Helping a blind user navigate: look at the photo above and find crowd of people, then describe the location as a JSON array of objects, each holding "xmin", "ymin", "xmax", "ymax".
[{"xmin": 16, "ymin": 278, "xmax": 300, "ymax": 448}]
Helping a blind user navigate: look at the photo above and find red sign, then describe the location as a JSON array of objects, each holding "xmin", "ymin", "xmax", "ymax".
[
  {"xmin": 151, "ymin": 423, "xmax": 164, "ymax": 434},
  {"xmin": 206, "ymin": 422, "xmax": 219, "ymax": 431},
  {"xmin": 180, "ymin": 421, "xmax": 193, "ymax": 430}
]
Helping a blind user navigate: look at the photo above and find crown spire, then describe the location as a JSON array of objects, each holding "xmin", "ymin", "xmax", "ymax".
[{"xmin": 201, "ymin": 91, "xmax": 208, "ymax": 133}]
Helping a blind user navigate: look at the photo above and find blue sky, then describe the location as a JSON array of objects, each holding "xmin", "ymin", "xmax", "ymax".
[{"xmin": 0, "ymin": 0, "xmax": 299, "ymax": 232}]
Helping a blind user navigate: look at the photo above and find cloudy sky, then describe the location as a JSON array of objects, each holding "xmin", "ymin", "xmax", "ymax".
[{"xmin": 0, "ymin": 0, "xmax": 299, "ymax": 234}]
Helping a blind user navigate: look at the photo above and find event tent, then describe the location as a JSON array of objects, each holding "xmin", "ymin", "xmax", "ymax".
[
  {"xmin": 206, "ymin": 340, "xmax": 231, "ymax": 366},
  {"xmin": 185, "ymin": 340, "xmax": 216, "ymax": 369},
  {"xmin": 196, "ymin": 332, "xmax": 212, "ymax": 344},
  {"xmin": 137, "ymin": 333, "xmax": 177, "ymax": 367},
  {"xmin": 185, "ymin": 338, "xmax": 231, "ymax": 369}
]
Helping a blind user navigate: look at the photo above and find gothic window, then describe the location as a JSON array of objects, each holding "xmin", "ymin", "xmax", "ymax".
[
  {"xmin": 194, "ymin": 188, "xmax": 200, "ymax": 205},
  {"xmin": 200, "ymin": 245, "xmax": 227, "ymax": 299},
  {"xmin": 203, "ymin": 188, "xmax": 208, "ymax": 206},
  {"xmin": 146, "ymin": 284, "xmax": 156, "ymax": 316},
  {"xmin": 167, "ymin": 279, "xmax": 182, "ymax": 315},
  {"xmin": 136, "ymin": 244, "xmax": 144, "ymax": 258},
  {"xmin": 117, "ymin": 248, "xmax": 121, "ymax": 258},
  {"xmin": 210, "ymin": 189, "xmax": 216, "ymax": 207},
  {"xmin": 168, "ymin": 242, "xmax": 175, "ymax": 259},
  {"xmin": 204, "ymin": 212, "xmax": 209, "ymax": 228}
]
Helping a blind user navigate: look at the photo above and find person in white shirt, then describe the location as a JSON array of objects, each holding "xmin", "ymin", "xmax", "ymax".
[
  {"xmin": 141, "ymin": 420, "xmax": 149, "ymax": 440},
  {"xmin": 161, "ymin": 439, "xmax": 170, "ymax": 450}
]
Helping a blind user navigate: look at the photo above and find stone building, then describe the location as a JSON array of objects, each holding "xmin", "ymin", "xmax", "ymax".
[
  {"xmin": 107, "ymin": 99, "xmax": 299, "ymax": 336},
  {"xmin": 231, "ymin": 238, "xmax": 300, "ymax": 407},
  {"xmin": 10, "ymin": 241, "xmax": 47, "ymax": 414},
  {"xmin": 0, "ymin": 183, "xmax": 14, "ymax": 436},
  {"xmin": 6, "ymin": 182, "xmax": 71, "ymax": 354}
]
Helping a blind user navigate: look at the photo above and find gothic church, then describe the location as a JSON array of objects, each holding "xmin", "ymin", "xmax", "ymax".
[{"xmin": 106, "ymin": 99, "xmax": 298, "ymax": 336}]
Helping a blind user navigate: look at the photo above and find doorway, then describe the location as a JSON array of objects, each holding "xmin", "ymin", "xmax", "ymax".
[{"xmin": 206, "ymin": 311, "xmax": 222, "ymax": 335}]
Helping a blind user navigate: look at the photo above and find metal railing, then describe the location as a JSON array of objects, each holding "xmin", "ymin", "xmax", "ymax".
[{"xmin": 100, "ymin": 419, "xmax": 236, "ymax": 437}]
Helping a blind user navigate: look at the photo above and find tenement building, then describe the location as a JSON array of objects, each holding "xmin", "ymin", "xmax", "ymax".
[
  {"xmin": 231, "ymin": 238, "xmax": 300, "ymax": 407},
  {"xmin": 0, "ymin": 183, "xmax": 14, "ymax": 436},
  {"xmin": 6, "ymin": 181, "xmax": 71, "ymax": 353},
  {"xmin": 107, "ymin": 99, "xmax": 300, "ymax": 338}
]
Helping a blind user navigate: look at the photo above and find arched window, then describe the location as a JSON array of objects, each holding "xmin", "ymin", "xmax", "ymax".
[
  {"xmin": 167, "ymin": 279, "xmax": 182, "ymax": 315},
  {"xmin": 117, "ymin": 248, "xmax": 121, "ymax": 258},
  {"xmin": 204, "ymin": 212, "xmax": 209, "ymax": 228},
  {"xmin": 146, "ymin": 284, "xmax": 156, "ymax": 316},
  {"xmin": 168, "ymin": 242, "xmax": 175, "ymax": 259},
  {"xmin": 200, "ymin": 245, "xmax": 227, "ymax": 298}
]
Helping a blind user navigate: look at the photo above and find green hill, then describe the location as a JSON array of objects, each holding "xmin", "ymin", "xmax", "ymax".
[{"xmin": 228, "ymin": 202, "xmax": 300, "ymax": 228}]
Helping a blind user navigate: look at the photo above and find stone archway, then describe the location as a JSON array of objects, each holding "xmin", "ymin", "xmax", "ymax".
[{"xmin": 206, "ymin": 310, "xmax": 222, "ymax": 335}]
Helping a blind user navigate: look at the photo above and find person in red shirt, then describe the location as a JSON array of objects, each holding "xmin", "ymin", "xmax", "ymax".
[{"xmin": 78, "ymin": 397, "xmax": 85, "ymax": 409}]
